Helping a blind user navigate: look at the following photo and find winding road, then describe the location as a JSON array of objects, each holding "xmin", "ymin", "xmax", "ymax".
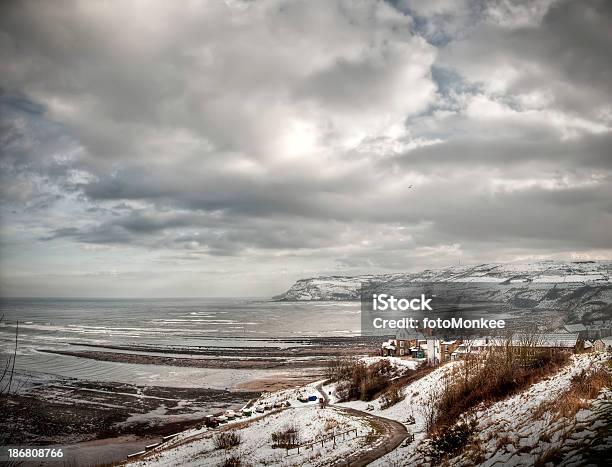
[{"xmin": 316, "ymin": 382, "xmax": 409, "ymax": 467}]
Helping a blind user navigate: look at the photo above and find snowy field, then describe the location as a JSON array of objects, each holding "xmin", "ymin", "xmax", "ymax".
[
  {"xmin": 127, "ymin": 383, "xmax": 374, "ymax": 467},
  {"xmin": 127, "ymin": 353, "xmax": 610, "ymax": 466}
]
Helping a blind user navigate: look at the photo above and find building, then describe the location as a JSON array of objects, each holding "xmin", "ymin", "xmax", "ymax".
[
  {"xmin": 594, "ymin": 337, "xmax": 612, "ymax": 352},
  {"xmin": 450, "ymin": 338, "xmax": 491, "ymax": 360},
  {"xmin": 380, "ymin": 329, "xmax": 428, "ymax": 357},
  {"xmin": 380, "ymin": 330, "xmax": 461, "ymax": 363},
  {"xmin": 426, "ymin": 339, "xmax": 462, "ymax": 364},
  {"xmin": 563, "ymin": 323, "xmax": 586, "ymax": 333},
  {"xmin": 451, "ymin": 333, "xmax": 583, "ymax": 359},
  {"xmin": 557, "ymin": 322, "xmax": 612, "ymax": 341},
  {"xmin": 560, "ymin": 323, "xmax": 587, "ymax": 340}
]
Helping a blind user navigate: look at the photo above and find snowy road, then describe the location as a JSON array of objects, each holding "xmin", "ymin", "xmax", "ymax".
[{"xmin": 316, "ymin": 382, "xmax": 409, "ymax": 466}]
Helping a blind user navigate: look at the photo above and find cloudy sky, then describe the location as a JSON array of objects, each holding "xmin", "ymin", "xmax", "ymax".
[{"xmin": 1, "ymin": 0, "xmax": 611, "ymax": 297}]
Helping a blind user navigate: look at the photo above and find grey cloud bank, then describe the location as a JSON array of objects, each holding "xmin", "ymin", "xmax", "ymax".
[{"xmin": 0, "ymin": 0, "xmax": 611, "ymax": 297}]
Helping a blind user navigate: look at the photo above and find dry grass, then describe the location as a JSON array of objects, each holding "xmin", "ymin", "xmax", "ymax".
[
  {"xmin": 495, "ymin": 433, "xmax": 514, "ymax": 450},
  {"xmin": 218, "ymin": 453, "xmax": 245, "ymax": 467},
  {"xmin": 543, "ymin": 365, "xmax": 612, "ymax": 419},
  {"xmin": 431, "ymin": 338, "xmax": 570, "ymax": 434},
  {"xmin": 534, "ymin": 446, "xmax": 563, "ymax": 467},
  {"xmin": 323, "ymin": 419, "xmax": 338, "ymax": 432}
]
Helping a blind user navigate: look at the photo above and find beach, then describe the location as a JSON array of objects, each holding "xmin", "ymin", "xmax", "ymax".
[{"xmin": 0, "ymin": 298, "xmax": 376, "ymax": 464}]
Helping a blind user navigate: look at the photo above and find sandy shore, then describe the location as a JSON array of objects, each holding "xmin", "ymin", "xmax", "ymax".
[
  {"xmin": 235, "ymin": 374, "xmax": 321, "ymax": 391},
  {"xmin": 38, "ymin": 348, "xmax": 329, "ymax": 369},
  {"xmin": 67, "ymin": 337, "xmax": 380, "ymax": 357}
]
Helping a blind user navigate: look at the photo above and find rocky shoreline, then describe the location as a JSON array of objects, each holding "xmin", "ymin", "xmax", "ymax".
[{"xmin": 3, "ymin": 378, "xmax": 260, "ymax": 447}]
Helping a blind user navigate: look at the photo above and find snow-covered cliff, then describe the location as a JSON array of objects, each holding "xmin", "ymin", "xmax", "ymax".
[{"xmin": 275, "ymin": 261, "xmax": 612, "ymax": 323}]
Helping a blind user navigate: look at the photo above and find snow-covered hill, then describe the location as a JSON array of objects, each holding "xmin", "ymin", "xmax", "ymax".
[
  {"xmin": 327, "ymin": 353, "xmax": 611, "ymax": 467},
  {"xmin": 275, "ymin": 261, "xmax": 612, "ymax": 323}
]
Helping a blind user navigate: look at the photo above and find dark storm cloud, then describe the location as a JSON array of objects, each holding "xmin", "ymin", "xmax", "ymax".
[
  {"xmin": 387, "ymin": 133, "xmax": 612, "ymax": 171},
  {"xmin": 41, "ymin": 208, "xmax": 351, "ymax": 257}
]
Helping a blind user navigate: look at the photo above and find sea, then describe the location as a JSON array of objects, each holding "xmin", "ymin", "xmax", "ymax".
[{"xmin": 0, "ymin": 297, "xmax": 361, "ymax": 389}]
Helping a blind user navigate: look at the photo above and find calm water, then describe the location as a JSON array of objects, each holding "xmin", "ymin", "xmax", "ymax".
[{"xmin": 0, "ymin": 298, "xmax": 360, "ymax": 388}]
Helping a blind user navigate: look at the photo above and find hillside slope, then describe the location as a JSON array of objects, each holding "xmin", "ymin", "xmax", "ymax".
[{"xmin": 275, "ymin": 261, "xmax": 612, "ymax": 323}]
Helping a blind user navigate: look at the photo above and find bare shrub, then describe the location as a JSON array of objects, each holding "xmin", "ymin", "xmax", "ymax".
[
  {"xmin": 421, "ymin": 417, "xmax": 478, "ymax": 464},
  {"xmin": 1, "ymin": 316, "xmax": 22, "ymax": 448},
  {"xmin": 380, "ymin": 382, "xmax": 404, "ymax": 409},
  {"xmin": 323, "ymin": 419, "xmax": 338, "ymax": 432},
  {"xmin": 271, "ymin": 423, "xmax": 300, "ymax": 448},
  {"xmin": 419, "ymin": 384, "xmax": 441, "ymax": 434},
  {"xmin": 330, "ymin": 358, "xmax": 396, "ymax": 402},
  {"xmin": 325, "ymin": 356, "xmax": 358, "ymax": 382},
  {"xmin": 214, "ymin": 431, "xmax": 242, "ymax": 450},
  {"xmin": 219, "ymin": 453, "xmax": 245, "ymax": 467}
]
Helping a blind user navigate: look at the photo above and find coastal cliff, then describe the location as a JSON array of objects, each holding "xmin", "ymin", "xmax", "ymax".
[{"xmin": 275, "ymin": 261, "xmax": 612, "ymax": 323}]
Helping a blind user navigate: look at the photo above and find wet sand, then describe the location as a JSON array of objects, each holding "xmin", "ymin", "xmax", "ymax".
[
  {"xmin": 38, "ymin": 349, "xmax": 329, "ymax": 369},
  {"xmin": 66, "ymin": 337, "xmax": 380, "ymax": 357},
  {"xmin": 235, "ymin": 374, "xmax": 320, "ymax": 391},
  {"xmin": 3, "ymin": 378, "xmax": 258, "ymax": 446}
]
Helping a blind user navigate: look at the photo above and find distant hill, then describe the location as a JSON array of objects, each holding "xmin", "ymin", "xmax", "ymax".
[{"xmin": 275, "ymin": 261, "xmax": 612, "ymax": 324}]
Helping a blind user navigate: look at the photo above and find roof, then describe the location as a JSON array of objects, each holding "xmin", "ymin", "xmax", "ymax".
[
  {"xmin": 454, "ymin": 334, "xmax": 580, "ymax": 349},
  {"xmin": 493, "ymin": 333, "xmax": 579, "ymax": 348},
  {"xmin": 584, "ymin": 340, "xmax": 593, "ymax": 349},
  {"xmin": 563, "ymin": 323, "xmax": 586, "ymax": 332},
  {"xmin": 597, "ymin": 337, "xmax": 612, "ymax": 346},
  {"xmin": 395, "ymin": 329, "xmax": 427, "ymax": 340},
  {"xmin": 462, "ymin": 338, "xmax": 490, "ymax": 347},
  {"xmin": 535, "ymin": 333, "xmax": 579, "ymax": 348}
]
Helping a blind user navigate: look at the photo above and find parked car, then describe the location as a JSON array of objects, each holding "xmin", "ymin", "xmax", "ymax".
[
  {"xmin": 254, "ymin": 405, "xmax": 264, "ymax": 413},
  {"xmin": 203, "ymin": 416, "xmax": 219, "ymax": 428}
]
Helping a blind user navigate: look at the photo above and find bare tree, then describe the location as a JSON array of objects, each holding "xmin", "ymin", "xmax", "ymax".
[{"xmin": 1, "ymin": 315, "xmax": 20, "ymax": 448}]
